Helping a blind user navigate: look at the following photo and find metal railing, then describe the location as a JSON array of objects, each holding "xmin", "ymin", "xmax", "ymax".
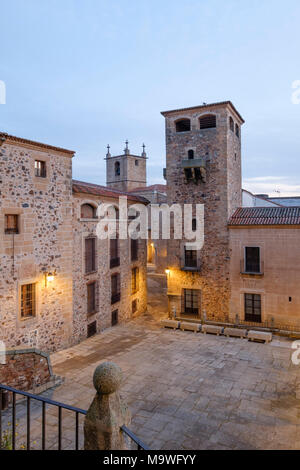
[{"xmin": 0, "ymin": 384, "xmax": 149, "ymax": 451}]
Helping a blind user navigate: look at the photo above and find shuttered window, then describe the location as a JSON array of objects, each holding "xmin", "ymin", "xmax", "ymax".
[
  {"xmin": 175, "ymin": 119, "xmax": 191, "ymax": 133},
  {"xmin": 85, "ymin": 237, "xmax": 96, "ymax": 274},
  {"xmin": 184, "ymin": 249, "xmax": 198, "ymax": 268},
  {"xmin": 5, "ymin": 215, "xmax": 19, "ymax": 234},
  {"xmin": 182, "ymin": 289, "xmax": 199, "ymax": 316},
  {"xmin": 131, "ymin": 267, "xmax": 139, "ymax": 294},
  {"xmin": 131, "ymin": 239, "xmax": 138, "ymax": 261},
  {"xmin": 35, "ymin": 160, "xmax": 47, "ymax": 178},
  {"xmin": 87, "ymin": 281, "xmax": 98, "ymax": 316},
  {"xmin": 111, "ymin": 273, "xmax": 120, "ymax": 304},
  {"xmin": 110, "ymin": 237, "xmax": 120, "ymax": 268},
  {"xmin": 244, "ymin": 294, "xmax": 261, "ymax": 323},
  {"xmin": 81, "ymin": 204, "xmax": 96, "ymax": 219},
  {"xmin": 21, "ymin": 283, "xmax": 36, "ymax": 318},
  {"xmin": 199, "ymin": 114, "xmax": 216, "ymax": 129},
  {"xmin": 245, "ymin": 247, "xmax": 260, "ymax": 273}
]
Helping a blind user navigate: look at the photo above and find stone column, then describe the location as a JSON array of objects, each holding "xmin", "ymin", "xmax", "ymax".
[{"xmin": 84, "ymin": 362, "xmax": 131, "ymax": 450}]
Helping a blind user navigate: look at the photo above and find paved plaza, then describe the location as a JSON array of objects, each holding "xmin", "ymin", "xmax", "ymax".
[{"xmin": 3, "ymin": 275, "xmax": 300, "ymax": 450}]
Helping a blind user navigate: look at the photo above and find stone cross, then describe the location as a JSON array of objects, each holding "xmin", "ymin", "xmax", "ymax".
[{"xmin": 84, "ymin": 362, "xmax": 131, "ymax": 450}]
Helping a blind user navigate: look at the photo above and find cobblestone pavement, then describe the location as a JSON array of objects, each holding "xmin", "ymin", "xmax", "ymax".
[{"xmin": 4, "ymin": 275, "xmax": 300, "ymax": 450}]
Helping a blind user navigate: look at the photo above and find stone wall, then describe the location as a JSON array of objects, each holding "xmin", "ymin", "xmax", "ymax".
[
  {"xmin": 72, "ymin": 193, "xmax": 147, "ymax": 344},
  {"xmin": 0, "ymin": 138, "xmax": 74, "ymax": 352},
  {"xmin": 0, "ymin": 348, "xmax": 54, "ymax": 392},
  {"xmin": 163, "ymin": 103, "xmax": 244, "ymax": 321}
]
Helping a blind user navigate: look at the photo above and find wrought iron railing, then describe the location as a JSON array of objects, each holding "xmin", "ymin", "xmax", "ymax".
[{"xmin": 0, "ymin": 384, "xmax": 149, "ymax": 451}]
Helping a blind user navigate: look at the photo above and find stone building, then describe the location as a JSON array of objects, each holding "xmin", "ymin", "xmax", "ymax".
[
  {"xmin": 162, "ymin": 101, "xmax": 300, "ymax": 329},
  {"xmin": 0, "ymin": 133, "xmax": 148, "ymax": 352},
  {"xmin": 162, "ymin": 101, "xmax": 244, "ymax": 322}
]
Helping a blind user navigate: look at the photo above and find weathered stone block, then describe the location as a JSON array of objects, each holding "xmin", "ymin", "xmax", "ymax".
[
  {"xmin": 224, "ymin": 328, "xmax": 248, "ymax": 339},
  {"xmin": 202, "ymin": 324, "xmax": 224, "ymax": 336},
  {"xmin": 248, "ymin": 330, "xmax": 272, "ymax": 344},
  {"xmin": 161, "ymin": 319, "xmax": 180, "ymax": 330},
  {"xmin": 180, "ymin": 322, "xmax": 201, "ymax": 333}
]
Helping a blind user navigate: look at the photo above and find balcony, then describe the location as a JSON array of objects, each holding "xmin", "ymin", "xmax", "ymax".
[
  {"xmin": 181, "ymin": 158, "xmax": 206, "ymax": 169},
  {"xmin": 181, "ymin": 158, "xmax": 206, "ymax": 184}
]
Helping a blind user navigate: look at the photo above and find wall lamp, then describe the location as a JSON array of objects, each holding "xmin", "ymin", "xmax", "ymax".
[{"xmin": 44, "ymin": 270, "xmax": 56, "ymax": 287}]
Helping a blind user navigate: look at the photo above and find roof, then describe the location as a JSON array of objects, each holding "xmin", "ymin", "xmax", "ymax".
[
  {"xmin": 72, "ymin": 180, "xmax": 149, "ymax": 204},
  {"xmin": 161, "ymin": 101, "xmax": 245, "ymax": 124},
  {"xmin": 229, "ymin": 207, "xmax": 300, "ymax": 226},
  {"xmin": 242, "ymin": 189, "xmax": 283, "ymax": 207},
  {"xmin": 129, "ymin": 184, "xmax": 167, "ymax": 194},
  {"xmin": 0, "ymin": 132, "xmax": 75, "ymax": 155}
]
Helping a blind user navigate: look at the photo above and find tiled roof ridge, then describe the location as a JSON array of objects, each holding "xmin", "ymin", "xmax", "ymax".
[{"xmin": 229, "ymin": 206, "xmax": 300, "ymax": 226}]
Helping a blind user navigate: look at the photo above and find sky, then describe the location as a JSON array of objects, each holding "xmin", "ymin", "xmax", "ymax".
[{"xmin": 0, "ymin": 0, "xmax": 300, "ymax": 196}]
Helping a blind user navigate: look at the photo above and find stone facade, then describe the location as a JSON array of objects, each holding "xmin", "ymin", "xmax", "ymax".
[
  {"xmin": 162, "ymin": 102, "xmax": 244, "ymax": 321},
  {"xmin": 72, "ymin": 191, "xmax": 147, "ymax": 344},
  {"xmin": 229, "ymin": 226, "xmax": 300, "ymax": 329},
  {"xmin": 0, "ymin": 134, "xmax": 147, "ymax": 353},
  {"xmin": 0, "ymin": 135, "xmax": 74, "ymax": 352}
]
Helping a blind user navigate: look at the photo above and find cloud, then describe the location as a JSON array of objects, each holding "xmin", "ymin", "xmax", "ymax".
[{"xmin": 243, "ymin": 176, "xmax": 300, "ymax": 197}]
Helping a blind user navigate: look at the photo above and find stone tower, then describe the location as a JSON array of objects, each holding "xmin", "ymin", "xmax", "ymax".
[
  {"xmin": 161, "ymin": 101, "xmax": 244, "ymax": 322},
  {"xmin": 105, "ymin": 141, "xmax": 147, "ymax": 192}
]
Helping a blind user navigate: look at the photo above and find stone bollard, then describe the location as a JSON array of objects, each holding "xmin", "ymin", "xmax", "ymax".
[{"xmin": 84, "ymin": 362, "xmax": 131, "ymax": 450}]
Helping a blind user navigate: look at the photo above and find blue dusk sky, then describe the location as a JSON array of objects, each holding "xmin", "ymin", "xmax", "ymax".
[{"xmin": 0, "ymin": 0, "xmax": 300, "ymax": 196}]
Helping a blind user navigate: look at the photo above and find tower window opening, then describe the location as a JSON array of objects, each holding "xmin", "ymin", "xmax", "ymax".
[
  {"xmin": 199, "ymin": 114, "xmax": 216, "ymax": 129},
  {"xmin": 135, "ymin": 160, "xmax": 139, "ymax": 166},
  {"xmin": 175, "ymin": 119, "xmax": 191, "ymax": 133},
  {"xmin": 229, "ymin": 117, "xmax": 234, "ymax": 132},
  {"xmin": 188, "ymin": 150, "xmax": 194, "ymax": 160},
  {"xmin": 115, "ymin": 161, "xmax": 120, "ymax": 176},
  {"xmin": 235, "ymin": 124, "xmax": 240, "ymax": 138}
]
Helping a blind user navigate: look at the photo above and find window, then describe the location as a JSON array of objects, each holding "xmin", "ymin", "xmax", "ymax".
[
  {"xmin": 5, "ymin": 214, "xmax": 19, "ymax": 234},
  {"xmin": 184, "ymin": 248, "xmax": 198, "ymax": 268},
  {"xmin": 35, "ymin": 160, "xmax": 46, "ymax": 178},
  {"xmin": 132, "ymin": 299, "xmax": 137, "ymax": 314},
  {"xmin": 200, "ymin": 114, "xmax": 216, "ymax": 129},
  {"xmin": 85, "ymin": 237, "xmax": 96, "ymax": 274},
  {"xmin": 110, "ymin": 237, "xmax": 120, "ymax": 268},
  {"xmin": 87, "ymin": 321, "xmax": 97, "ymax": 338},
  {"xmin": 81, "ymin": 204, "xmax": 96, "ymax": 219},
  {"xmin": 87, "ymin": 282, "xmax": 98, "ymax": 316},
  {"xmin": 131, "ymin": 267, "xmax": 139, "ymax": 294},
  {"xmin": 182, "ymin": 289, "xmax": 199, "ymax": 316},
  {"xmin": 135, "ymin": 160, "xmax": 139, "ymax": 166},
  {"xmin": 115, "ymin": 161, "xmax": 120, "ymax": 176},
  {"xmin": 229, "ymin": 117, "xmax": 234, "ymax": 132},
  {"xmin": 192, "ymin": 218, "xmax": 197, "ymax": 231},
  {"xmin": 245, "ymin": 247, "xmax": 260, "ymax": 273},
  {"xmin": 21, "ymin": 283, "xmax": 36, "ymax": 319},
  {"xmin": 111, "ymin": 273, "xmax": 120, "ymax": 304},
  {"xmin": 112, "ymin": 309, "xmax": 118, "ymax": 326},
  {"xmin": 244, "ymin": 294, "xmax": 261, "ymax": 323},
  {"xmin": 188, "ymin": 150, "xmax": 194, "ymax": 160},
  {"xmin": 235, "ymin": 124, "xmax": 240, "ymax": 138},
  {"xmin": 131, "ymin": 238, "xmax": 138, "ymax": 261},
  {"xmin": 175, "ymin": 119, "xmax": 191, "ymax": 133}
]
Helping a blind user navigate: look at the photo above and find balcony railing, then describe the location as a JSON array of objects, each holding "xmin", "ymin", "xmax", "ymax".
[{"xmin": 0, "ymin": 384, "xmax": 149, "ymax": 451}]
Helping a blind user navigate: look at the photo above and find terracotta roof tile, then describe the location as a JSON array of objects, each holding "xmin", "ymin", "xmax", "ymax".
[
  {"xmin": 72, "ymin": 180, "xmax": 149, "ymax": 204},
  {"xmin": 229, "ymin": 207, "xmax": 300, "ymax": 226}
]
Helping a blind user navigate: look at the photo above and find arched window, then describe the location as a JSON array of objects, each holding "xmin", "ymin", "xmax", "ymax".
[
  {"xmin": 175, "ymin": 119, "xmax": 191, "ymax": 133},
  {"xmin": 115, "ymin": 161, "xmax": 120, "ymax": 176},
  {"xmin": 81, "ymin": 203, "xmax": 96, "ymax": 219},
  {"xmin": 229, "ymin": 117, "xmax": 234, "ymax": 132},
  {"xmin": 188, "ymin": 150, "xmax": 194, "ymax": 160},
  {"xmin": 235, "ymin": 124, "xmax": 240, "ymax": 138},
  {"xmin": 199, "ymin": 114, "xmax": 216, "ymax": 129}
]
